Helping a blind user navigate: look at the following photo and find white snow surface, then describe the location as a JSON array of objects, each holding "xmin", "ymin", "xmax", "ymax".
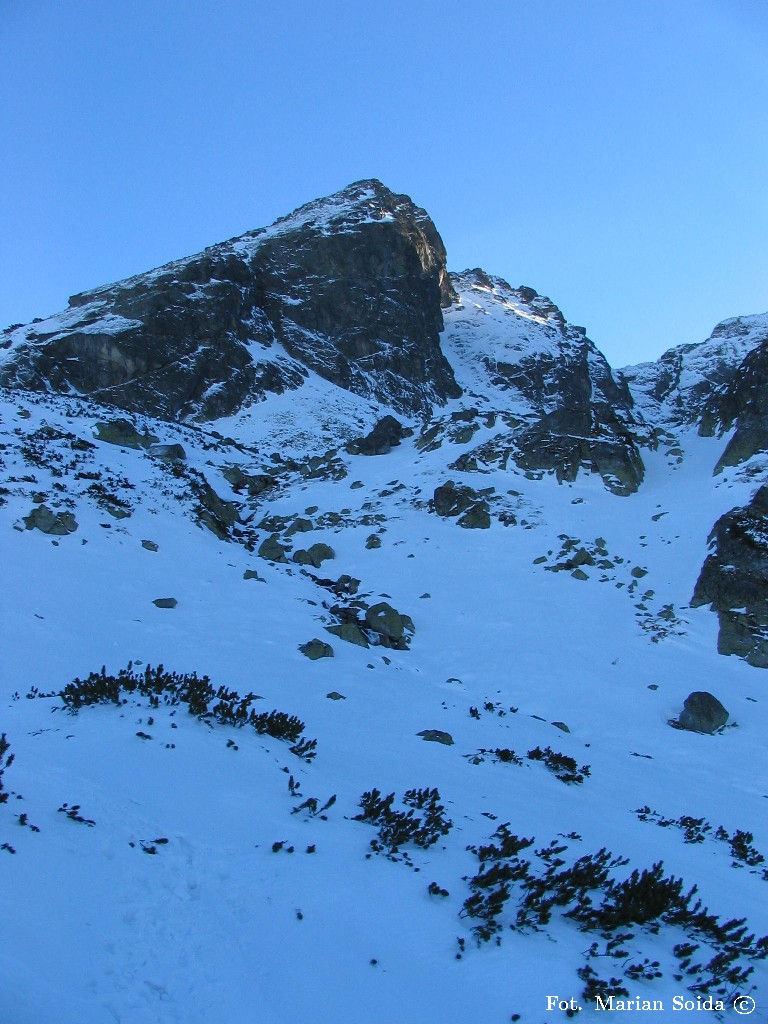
[{"xmin": 2, "ymin": 382, "xmax": 768, "ymax": 1024}]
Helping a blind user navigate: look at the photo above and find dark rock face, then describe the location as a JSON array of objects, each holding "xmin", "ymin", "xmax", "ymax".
[
  {"xmin": 507, "ymin": 353, "xmax": 647, "ymax": 495},
  {"xmin": 699, "ymin": 338, "xmax": 768, "ymax": 472},
  {"xmin": 676, "ymin": 692, "xmax": 729, "ymax": 734},
  {"xmin": 0, "ymin": 180, "xmax": 459, "ymax": 420},
  {"xmin": 692, "ymin": 485, "xmax": 768, "ymax": 667}
]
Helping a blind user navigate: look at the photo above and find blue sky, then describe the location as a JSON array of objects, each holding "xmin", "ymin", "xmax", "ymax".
[{"xmin": 1, "ymin": 0, "xmax": 766, "ymax": 366}]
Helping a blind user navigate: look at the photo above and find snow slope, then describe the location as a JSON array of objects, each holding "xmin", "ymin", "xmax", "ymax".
[{"xmin": 2, "ymin": 380, "xmax": 768, "ymax": 1024}]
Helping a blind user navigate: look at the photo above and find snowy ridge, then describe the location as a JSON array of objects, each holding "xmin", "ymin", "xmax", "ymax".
[
  {"xmin": 445, "ymin": 270, "xmax": 623, "ymax": 415},
  {"xmin": 622, "ymin": 313, "xmax": 768, "ymax": 428}
]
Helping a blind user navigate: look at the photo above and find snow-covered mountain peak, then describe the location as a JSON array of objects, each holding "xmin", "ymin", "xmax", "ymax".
[
  {"xmin": 4, "ymin": 180, "xmax": 768, "ymax": 1023},
  {"xmin": 622, "ymin": 312, "xmax": 768, "ymax": 428}
]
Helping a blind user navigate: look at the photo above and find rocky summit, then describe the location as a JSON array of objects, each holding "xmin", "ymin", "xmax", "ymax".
[
  {"xmin": 3, "ymin": 182, "xmax": 768, "ymax": 1024},
  {"xmin": 0, "ymin": 181, "xmax": 459, "ymax": 420}
]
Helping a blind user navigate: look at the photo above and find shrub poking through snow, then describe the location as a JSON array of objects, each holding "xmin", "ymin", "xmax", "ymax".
[
  {"xmin": 354, "ymin": 787, "xmax": 452, "ymax": 863},
  {"xmin": 635, "ymin": 806, "xmax": 767, "ymax": 877},
  {"xmin": 460, "ymin": 824, "xmax": 768, "ymax": 1003},
  {"xmin": 59, "ymin": 664, "xmax": 317, "ymax": 761},
  {"xmin": 465, "ymin": 745, "xmax": 590, "ymax": 783},
  {"xmin": 0, "ymin": 734, "xmax": 13, "ymax": 806},
  {"xmin": 57, "ymin": 803, "xmax": 95, "ymax": 826},
  {"xmin": 525, "ymin": 745, "xmax": 590, "ymax": 784}
]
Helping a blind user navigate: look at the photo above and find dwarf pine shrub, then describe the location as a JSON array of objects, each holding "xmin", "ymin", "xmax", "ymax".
[
  {"xmin": 60, "ymin": 664, "xmax": 317, "ymax": 760},
  {"xmin": 460, "ymin": 824, "xmax": 768, "ymax": 1001},
  {"xmin": 354, "ymin": 786, "xmax": 452, "ymax": 860}
]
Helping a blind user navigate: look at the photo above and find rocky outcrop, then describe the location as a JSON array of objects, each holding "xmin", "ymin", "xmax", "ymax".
[
  {"xmin": 346, "ymin": 416, "xmax": 411, "ymax": 455},
  {"xmin": 94, "ymin": 418, "xmax": 158, "ymax": 449},
  {"xmin": 440, "ymin": 272, "xmax": 650, "ymax": 494},
  {"xmin": 23, "ymin": 504, "xmax": 78, "ymax": 535},
  {"xmin": 0, "ymin": 181, "xmax": 459, "ymax": 421},
  {"xmin": 699, "ymin": 338, "xmax": 768, "ymax": 472},
  {"xmin": 691, "ymin": 485, "xmax": 768, "ymax": 667}
]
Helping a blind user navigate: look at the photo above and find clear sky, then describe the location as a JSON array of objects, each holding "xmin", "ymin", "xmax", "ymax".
[{"xmin": 1, "ymin": 0, "xmax": 766, "ymax": 367}]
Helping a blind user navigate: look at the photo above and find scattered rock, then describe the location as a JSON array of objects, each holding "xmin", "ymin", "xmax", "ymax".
[
  {"xmin": 417, "ymin": 730, "xmax": 454, "ymax": 745},
  {"xmin": 631, "ymin": 566, "xmax": 649, "ymax": 579},
  {"xmin": 141, "ymin": 539, "xmax": 159, "ymax": 552},
  {"xmin": 285, "ymin": 517, "xmax": 314, "ymax": 537},
  {"xmin": 571, "ymin": 568, "xmax": 589, "ymax": 581},
  {"xmin": 293, "ymin": 542, "xmax": 335, "ymax": 568},
  {"xmin": 365, "ymin": 533, "xmax": 382, "ymax": 549},
  {"xmin": 153, "ymin": 597, "xmax": 178, "ymax": 609},
  {"xmin": 258, "ymin": 535, "xmax": 289, "ymax": 562},
  {"xmin": 94, "ymin": 418, "xmax": 158, "ymax": 449},
  {"xmin": 243, "ymin": 569, "xmax": 264, "ymax": 581},
  {"xmin": 326, "ymin": 623, "xmax": 369, "ymax": 648},
  {"xmin": 299, "ymin": 639, "xmax": 334, "ymax": 660},
  {"xmin": 326, "ymin": 691, "xmax": 346, "ymax": 700},
  {"xmin": 676, "ymin": 691, "xmax": 729, "ymax": 734},
  {"xmin": 551, "ymin": 721, "xmax": 570, "ymax": 733},
  {"xmin": 222, "ymin": 465, "xmax": 277, "ymax": 497},
  {"xmin": 23, "ymin": 505, "xmax": 78, "ymax": 535},
  {"xmin": 149, "ymin": 442, "xmax": 186, "ymax": 461}
]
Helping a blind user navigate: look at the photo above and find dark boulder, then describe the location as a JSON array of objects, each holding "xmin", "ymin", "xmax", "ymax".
[
  {"xmin": 299, "ymin": 639, "xmax": 334, "ymax": 660},
  {"xmin": 94, "ymin": 418, "xmax": 158, "ymax": 449},
  {"xmin": 346, "ymin": 416, "xmax": 411, "ymax": 456},
  {"xmin": 676, "ymin": 692, "xmax": 729, "ymax": 734},
  {"xmin": 433, "ymin": 480, "xmax": 491, "ymax": 526},
  {"xmin": 417, "ymin": 730, "xmax": 454, "ymax": 745}
]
